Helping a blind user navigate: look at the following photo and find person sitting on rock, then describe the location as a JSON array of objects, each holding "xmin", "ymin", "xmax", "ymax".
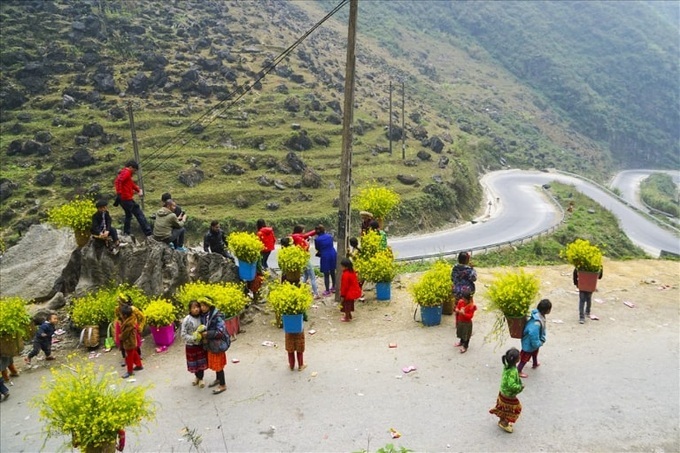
[
  {"xmin": 153, "ymin": 198, "xmax": 187, "ymax": 251},
  {"xmin": 91, "ymin": 199, "xmax": 120, "ymax": 252},
  {"xmin": 204, "ymin": 220, "xmax": 232, "ymax": 259},
  {"xmin": 161, "ymin": 192, "xmax": 184, "ymax": 217}
]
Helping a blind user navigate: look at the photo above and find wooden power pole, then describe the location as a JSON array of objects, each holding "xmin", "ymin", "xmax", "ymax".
[
  {"xmin": 336, "ymin": 0, "xmax": 358, "ymax": 294},
  {"xmin": 127, "ymin": 102, "xmax": 145, "ymax": 211},
  {"xmin": 402, "ymin": 81, "xmax": 405, "ymax": 160},
  {"xmin": 389, "ymin": 80, "xmax": 393, "ymax": 155}
]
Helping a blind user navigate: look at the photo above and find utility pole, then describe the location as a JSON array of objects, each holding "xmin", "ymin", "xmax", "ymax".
[
  {"xmin": 127, "ymin": 102, "xmax": 145, "ymax": 211},
  {"xmin": 401, "ymin": 81, "xmax": 405, "ymax": 160},
  {"xmin": 389, "ymin": 80, "xmax": 393, "ymax": 155},
  {"xmin": 336, "ymin": 0, "xmax": 358, "ymax": 298}
]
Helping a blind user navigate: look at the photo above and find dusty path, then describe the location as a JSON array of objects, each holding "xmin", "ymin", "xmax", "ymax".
[{"xmin": 1, "ymin": 260, "xmax": 678, "ymax": 452}]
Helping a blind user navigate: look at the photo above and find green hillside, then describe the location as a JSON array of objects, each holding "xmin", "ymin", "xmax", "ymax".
[{"xmin": 0, "ymin": 0, "xmax": 677, "ymax": 248}]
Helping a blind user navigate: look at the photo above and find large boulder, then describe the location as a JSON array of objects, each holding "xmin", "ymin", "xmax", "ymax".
[
  {"xmin": 0, "ymin": 225, "xmax": 75, "ymax": 301},
  {"xmin": 178, "ymin": 168, "xmax": 205, "ymax": 187},
  {"xmin": 127, "ymin": 72, "xmax": 149, "ymax": 94},
  {"xmin": 285, "ymin": 152, "xmax": 307, "ymax": 173},
  {"xmin": 301, "ymin": 168, "xmax": 322, "ymax": 188},
  {"xmin": 429, "ymin": 135, "xmax": 445, "ymax": 153}
]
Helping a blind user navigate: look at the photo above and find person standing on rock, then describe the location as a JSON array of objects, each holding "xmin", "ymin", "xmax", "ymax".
[
  {"xmin": 114, "ymin": 160, "xmax": 152, "ymax": 237},
  {"xmin": 256, "ymin": 219, "xmax": 276, "ymax": 270},
  {"xmin": 153, "ymin": 199, "xmax": 187, "ymax": 251}
]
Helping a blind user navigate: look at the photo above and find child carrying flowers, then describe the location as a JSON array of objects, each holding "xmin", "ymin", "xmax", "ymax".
[{"xmin": 120, "ymin": 305, "xmax": 143, "ymax": 379}]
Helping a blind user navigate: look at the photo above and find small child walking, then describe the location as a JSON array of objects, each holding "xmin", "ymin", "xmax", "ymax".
[
  {"xmin": 120, "ymin": 305, "xmax": 143, "ymax": 379},
  {"xmin": 518, "ymin": 299, "xmax": 552, "ymax": 378},
  {"xmin": 339, "ymin": 258, "xmax": 362, "ymax": 322},
  {"xmin": 180, "ymin": 301, "xmax": 208, "ymax": 387},
  {"xmin": 25, "ymin": 313, "xmax": 58, "ymax": 365},
  {"xmin": 489, "ymin": 347, "xmax": 524, "ymax": 433},
  {"xmin": 454, "ymin": 291, "xmax": 477, "ymax": 353},
  {"xmin": 285, "ymin": 332, "xmax": 306, "ymax": 372}
]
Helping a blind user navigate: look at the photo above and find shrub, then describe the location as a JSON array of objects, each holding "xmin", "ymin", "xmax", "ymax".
[
  {"xmin": 228, "ymin": 231, "xmax": 264, "ymax": 263},
  {"xmin": 487, "ymin": 269, "xmax": 540, "ymax": 318},
  {"xmin": 357, "ymin": 230, "xmax": 382, "ymax": 259},
  {"xmin": 560, "ymin": 239, "xmax": 603, "ymax": 272},
  {"xmin": 0, "ymin": 296, "xmax": 33, "ymax": 338},
  {"xmin": 277, "ymin": 245, "xmax": 309, "ymax": 274},
  {"xmin": 143, "ymin": 298, "xmax": 177, "ymax": 327},
  {"xmin": 355, "ymin": 249, "xmax": 397, "ymax": 283},
  {"xmin": 70, "ymin": 283, "xmax": 150, "ymax": 327},
  {"xmin": 410, "ymin": 260, "xmax": 452, "ymax": 307},
  {"xmin": 47, "ymin": 196, "xmax": 96, "ymax": 232},
  {"xmin": 175, "ymin": 281, "xmax": 249, "ymax": 319},
  {"xmin": 34, "ymin": 357, "xmax": 155, "ymax": 450},
  {"xmin": 353, "ymin": 183, "xmax": 401, "ymax": 220},
  {"xmin": 267, "ymin": 281, "xmax": 313, "ymax": 315}
]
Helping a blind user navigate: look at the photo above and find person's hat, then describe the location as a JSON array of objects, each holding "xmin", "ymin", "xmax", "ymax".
[
  {"xmin": 95, "ymin": 199, "xmax": 108, "ymax": 208},
  {"xmin": 359, "ymin": 211, "xmax": 373, "ymax": 217}
]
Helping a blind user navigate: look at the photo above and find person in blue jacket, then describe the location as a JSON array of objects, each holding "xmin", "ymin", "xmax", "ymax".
[
  {"xmin": 25, "ymin": 313, "xmax": 59, "ymax": 365},
  {"xmin": 314, "ymin": 225, "xmax": 337, "ymax": 296},
  {"xmin": 517, "ymin": 299, "xmax": 552, "ymax": 378}
]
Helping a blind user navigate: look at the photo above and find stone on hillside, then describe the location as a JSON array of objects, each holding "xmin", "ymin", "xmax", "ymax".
[
  {"xmin": 82, "ymin": 122, "xmax": 104, "ymax": 137},
  {"xmin": 438, "ymin": 156, "xmax": 450, "ymax": 168},
  {"xmin": 403, "ymin": 159, "xmax": 418, "ymax": 167},
  {"xmin": 412, "ymin": 125, "xmax": 428, "ymax": 140},
  {"xmin": 35, "ymin": 171, "xmax": 55, "ymax": 186},
  {"xmin": 301, "ymin": 168, "xmax": 322, "ymax": 188},
  {"xmin": 285, "ymin": 132, "xmax": 312, "ymax": 152},
  {"xmin": 327, "ymin": 100, "xmax": 342, "ymax": 115},
  {"xmin": 325, "ymin": 114, "xmax": 342, "ymax": 125},
  {"xmin": 397, "ymin": 174, "xmax": 419, "ymax": 185},
  {"xmin": 234, "ymin": 195, "xmax": 250, "ymax": 208},
  {"xmin": 46, "ymin": 291, "xmax": 66, "ymax": 310},
  {"xmin": 75, "ymin": 136, "xmax": 89, "ymax": 146},
  {"xmin": 0, "ymin": 224, "xmax": 75, "ymax": 301},
  {"xmin": 127, "ymin": 72, "xmax": 149, "ymax": 94},
  {"xmin": 313, "ymin": 135, "xmax": 330, "ymax": 147},
  {"xmin": 266, "ymin": 202, "xmax": 280, "ymax": 211},
  {"xmin": 285, "ymin": 152, "xmax": 306, "ymax": 173},
  {"xmin": 6, "ymin": 140, "xmax": 22, "ymax": 156},
  {"xmin": 198, "ymin": 58, "xmax": 221, "ymax": 72},
  {"xmin": 429, "ymin": 135, "xmax": 445, "ymax": 153},
  {"xmin": 189, "ymin": 124, "xmax": 205, "ymax": 134},
  {"xmin": 275, "ymin": 84, "xmax": 289, "ymax": 94},
  {"xmin": 68, "ymin": 149, "xmax": 96, "ymax": 168},
  {"xmin": 140, "ymin": 52, "xmax": 168, "ymax": 71},
  {"xmin": 0, "ymin": 84, "xmax": 27, "ymax": 110},
  {"xmin": 0, "ymin": 179, "xmax": 18, "ymax": 201},
  {"xmin": 21, "ymin": 140, "xmax": 42, "ymax": 155},
  {"xmin": 257, "ymin": 175, "xmax": 273, "ymax": 187},
  {"xmin": 290, "ymin": 74, "xmax": 304, "ymax": 84},
  {"xmin": 385, "ymin": 125, "xmax": 403, "ymax": 141},
  {"xmin": 62, "ymin": 94, "xmax": 76, "ymax": 109},
  {"xmin": 34, "ymin": 131, "xmax": 53, "ymax": 143},
  {"xmin": 284, "ymin": 96, "xmax": 300, "ymax": 112},
  {"xmin": 417, "ymin": 150, "xmax": 432, "ymax": 161},
  {"xmin": 178, "ymin": 168, "xmax": 205, "ymax": 187},
  {"xmin": 274, "ymin": 180, "xmax": 287, "ymax": 190},
  {"xmin": 92, "ymin": 72, "xmax": 117, "ymax": 94},
  {"xmin": 109, "ymin": 106, "xmax": 126, "ymax": 120},
  {"xmin": 222, "ymin": 163, "xmax": 245, "ymax": 175}
]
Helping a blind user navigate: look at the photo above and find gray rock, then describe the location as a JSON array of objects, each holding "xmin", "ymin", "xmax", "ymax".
[
  {"xmin": 93, "ymin": 72, "xmax": 117, "ymax": 94},
  {"xmin": 285, "ymin": 132, "xmax": 312, "ymax": 152},
  {"xmin": 68, "ymin": 149, "xmax": 96, "ymax": 168},
  {"xmin": 234, "ymin": 195, "xmax": 250, "ymax": 208},
  {"xmin": 75, "ymin": 135, "xmax": 89, "ymax": 146},
  {"xmin": 82, "ymin": 123, "xmax": 104, "ymax": 137},
  {"xmin": 284, "ymin": 96, "xmax": 300, "ymax": 112},
  {"xmin": 46, "ymin": 292, "xmax": 66, "ymax": 310},
  {"xmin": 178, "ymin": 168, "xmax": 205, "ymax": 187},
  {"xmin": 127, "ymin": 72, "xmax": 149, "ymax": 94},
  {"xmin": 0, "ymin": 179, "xmax": 18, "ymax": 201},
  {"xmin": 266, "ymin": 202, "xmax": 280, "ymax": 211},
  {"xmin": 62, "ymin": 94, "xmax": 76, "ymax": 108},
  {"xmin": 301, "ymin": 168, "xmax": 322, "ymax": 188},
  {"xmin": 21, "ymin": 140, "xmax": 42, "ymax": 155},
  {"xmin": 417, "ymin": 150, "xmax": 432, "ymax": 161},
  {"xmin": 274, "ymin": 180, "xmax": 287, "ymax": 190},
  {"xmin": 221, "ymin": 163, "xmax": 246, "ymax": 175},
  {"xmin": 257, "ymin": 175, "xmax": 273, "ymax": 187},
  {"xmin": 429, "ymin": 135, "xmax": 445, "ymax": 153},
  {"xmin": 285, "ymin": 152, "xmax": 307, "ymax": 173},
  {"xmin": 412, "ymin": 125, "xmax": 428, "ymax": 140},
  {"xmin": 385, "ymin": 125, "xmax": 403, "ymax": 141},
  {"xmin": 6, "ymin": 140, "xmax": 22, "ymax": 156},
  {"xmin": 397, "ymin": 174, "xmax": 419, "ymax": 185},
  {"xmin": 0, "ymin": 225, "xmax": 75, "ymax": 301},
  {"xmin": 35, "ymin": 171, "xmax": 55, "ymax": 186},
  {"xmin": 34, "ymin": 131, "xmax": 53, "ymax": 143},
  {"xmin": 438, "ymin": 155, "xmax": 449, "ymax": 168}
]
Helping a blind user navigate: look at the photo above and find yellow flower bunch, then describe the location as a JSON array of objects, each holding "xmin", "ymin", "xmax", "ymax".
[
  {"xmin": 560, "ymin": 239, "xmax": 603, "ymax": 272},
  {"xmin": 358, "ymin": 230, "xmax": 381, "ymax": 259},
  {"xmin": 355, "ymin": 250, "xmax": 397, "ymax": 283},
  {"xmin": 228, "ymin": 231, "xmax": 264, "ymax": 263},
  {"xmin": 143, "ymin": 298, "xmax": 177, "ymax": 327},
  {"xmin": 0, "ymin": 296, "xmax": 33, "ymax": 338},
  {"xmin": 34, "ymin": 357, "xmax": 155, "ymax": 450},
  {"xmin": 47, "ymin": 196, "xmax": 96, "ymax": 232},
  {"xmin": 70, "ymin": 283, "xmax": 149, "ymax": 327},
  {"xmin": 353, "ymin": 183, "xmax": 401, "ymax": 220},
  {"xmin": 410, "ymin": 260, "xmax": 452, "ymax": 307},
  {"xmin": 267, "ymin": 281, "xmax": 313, "ymax": 315},
  {"xmin": 175, "ymin": 281, "xmax": 249, "ymax": 318},
  {"xmin": 277, "ymin": 245, "xmax": 309, "ymax": 274},
  {"xmin": 487, "ymin": 269, "xmax": 540, "ymax": 317}
]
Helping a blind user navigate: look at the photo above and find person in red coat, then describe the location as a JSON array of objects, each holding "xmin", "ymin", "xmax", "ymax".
[
  {"xmin": 114, "ymin": 160, "xmax": 152, "ymax": 236},
  {"xmin": 339, "ymin": 258, "xmax": 362, "ymax": 322},
  {"xmin": 454, "ymin": 291, "xmax": 477, "ymax": 353},
  {"xmin": 256, "ymin": 219, "xmax": 276, "ymax": 270}
]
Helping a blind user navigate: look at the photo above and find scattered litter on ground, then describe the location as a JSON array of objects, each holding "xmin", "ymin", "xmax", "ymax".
[
  {"xmin": 54, "ymin": 329, "xmax": 66, "ymax": 336},
  {"xmin": 389, "ymin": 428, "xmax": 401, "ymax": 439},
  {"xmin": 623, "ymin": 301, "xmax": 635, "ymax": 308},
  {"xmin": 402, "ymin": 365, "xmax": 416, "ymax": 374},
  {"xmin": 658, "ymin": 284, "xmax": 672, "ymax": 290},
  {"xmin": 126, "ymin": 378, "xmax": 136, "ymax": 383},
  {"xmin": 594, "ymin": 298, "xmax": 604, "ymax": 304},
  {"xmin": 261, "ymin": 341, "xmax": 276, "ymax": 347},
  {"xmin": 310, "ymin": 371, "xmax": 318, "ymax": 378},
  {"xmin": 52, "ymin": 338, "xmax": 61, "ymax": 344},
  {"xmin": 551, "ymin": 319, "xmax": 564, "ymax": 324},
  {"xmin": 357, "ymin": 393, "xmax": 364, "ymax": 396},
  {"xmin": 231, "ymin": 358, "xmax": 240, "ymax": 363},
  {"xmin": 308, "ymin": 330, "xmax": 316, "ymax": 335},
  {"xmin": 589, "ymin": 315, "xmax": 599, "ymax": 320},
  {"xmin": 609, "ymin": 318, "xmax": 616, "ymax": 321},
  {"xmin": 155, "ymin": 346, "xmax": 168, "ymax": 353},
  {"xmin": 389, "ymin": 343, "xmax": 397, "ymax": 348},
  {"xmin": 395, "ymin": 375, "xmax": 402, "ymax": 379}
]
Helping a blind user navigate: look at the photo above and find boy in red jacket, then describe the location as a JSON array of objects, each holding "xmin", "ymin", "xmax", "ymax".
[
  {"xmin": 114, "ymin": 160, "xmax": 152, "ymax": 236},
  {"xmin": 256, "ymin": 219, "xmax": 276, "ymax": 269},
  {"xmin": 454, "ymin": 291, "xmax": 477, "ymax": 353},
  {"xmin": 339, "ymin": 258, "xmax": 362, "ymax": 322}
]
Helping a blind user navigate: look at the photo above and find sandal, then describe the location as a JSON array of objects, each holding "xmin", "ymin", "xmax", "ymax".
[
  {"xmin": 298, "ymin": 364, "xmax": 307, "ymax": 372},
  {"xmin": 198, "ymin": 380, "xmax": 205, "ymax": 388},
  {"xmin": 208, "ymin": 380, "xmax": 220, "ymax": 388},
  {"xmin": 192, "ymin": 378, "xmax": 200, "ymax": 386},
  {"xmin": 531, "ymin": 363, "xmax": 541, "ymax": 369},
  {"xmin": 459, "ymin": 347, "xmax": 467, "ymax": 354},
  {"xmin": 498, "ymin": 422, "xmax": 513, "ymax": 433},
  {"xmin": 212, "ymin": 386, "xmax": 227, "ymax": 395},
  {"xmin": 519, "ymin": 372, "xmax": 528, "ymax": 378}
]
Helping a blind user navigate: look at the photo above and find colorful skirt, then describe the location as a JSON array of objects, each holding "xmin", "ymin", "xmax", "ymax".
[
  {"xmin": 207, "ymin": 350, "xmax": 227, "ymax": 372},
  {"xmin": 185, "ymin": 344, "xmax": 208, "ymax": 373},
  {"xmin": 285, "ymin": 332, "xmax": 305, "ymax": 353},
  {"xmin": 489, "ymin": 392, "xmax": 522, "ymax": 423}
]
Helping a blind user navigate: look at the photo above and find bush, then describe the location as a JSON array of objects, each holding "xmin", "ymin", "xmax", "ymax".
[
  {"xmin": 47, "ymin": 196, "xmax": 96, "ymax": 232},
  {"xmin": 267, "ymin": 281, "xmax": 313, "ymax": 315},
  {"xmin": 560, "ymin": 239, "xmax": 603, "ymax": 272},
  {"xmin": 357, "ymin": 230, "xmax": 382, "ymax": 259},
  {"xmin": 277, "ymin": 245, "xmax": 309, "ymax": 274},
  {"xmin": 355, "ymin": 250, "xmax": 397, "ymax": 283},
  {"xmin": 0, "ymin": 296, "xmax": 33, "ymax": 338},
  {"xmin": 143, "ymin": 298, "xmax": 177, "ymax": 327},
  {"xmin": 70, "ymin": 283, "xmax": 149, "ymax": 327},
  {"xmin": 353, "ymin": 183, "xmax": 401, "ymax": 220},
  {"xmin": 228, "ymin": 231, "xmax": 264, "ymax": 263},
  {"xmin": 410, "ymin": 260, "xmax": 452, "ymax": 307},
  {"xmin": 34, "ymin": 358, "xmax": 155, "ymax": 450},
  {"xmin": 175, "ymin": 281, "xmax": 249, "ymax": 319}
]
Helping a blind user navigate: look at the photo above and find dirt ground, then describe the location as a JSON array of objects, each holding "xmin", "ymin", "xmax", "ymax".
[{"xmin": 1, "ymin": 259, "xmax": 678, "ymax": 452}]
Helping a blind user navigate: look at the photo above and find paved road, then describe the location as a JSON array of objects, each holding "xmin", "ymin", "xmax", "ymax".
[{"xmin": 610, "ymin": 169, "xmax": 680, "ymax": 226}]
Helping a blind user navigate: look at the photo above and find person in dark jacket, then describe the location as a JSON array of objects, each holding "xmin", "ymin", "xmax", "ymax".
[
  {"xmin": 114, "ymin": 160, "xmax": 152, "ymax": 236},
  {"xmin": 204, "ymin": 221, "xmax": 231, "ymax": 259},
  {"xmin": 573, "ymin": 267, "xmax": 603, "ymax": 324},
  {"xmin": 25, "ymin": 313, "xmax": 58, "ymax": 364},
  {"xmin": 91, "ymin": 199, "xmax": 119, "ymax": 250},
  {"xmin": 451, "ymin": 252, "xmax": 477, "ymax": 299},
  {"xmin": 198, "ymin": 297, "xmax": 229, "ymax": 395}
]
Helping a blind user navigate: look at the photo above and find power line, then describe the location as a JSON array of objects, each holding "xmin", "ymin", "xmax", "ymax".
[{"xmin": 142, "ymin": 0, "xmax": 349, "ymax": 177}]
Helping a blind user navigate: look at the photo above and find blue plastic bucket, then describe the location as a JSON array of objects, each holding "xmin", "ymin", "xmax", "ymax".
[
  {"xmin": 375, "ymin": 282, "xmax": 391, "ymax": 301},
  {"xmin": 420, "ymin": 305, "xmax": 443, "ymax": 326},
  {"xmin": 282, "ymin": 314, "xmax": 304, "ymax": 334},
  {"xmin": 238, "ymin": 261, "xmax": 257, "ymax": 281}
]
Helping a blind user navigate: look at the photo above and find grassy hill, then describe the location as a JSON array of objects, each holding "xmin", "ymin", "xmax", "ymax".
[{"xmin": 0, "ymin": 0, "xmax": 677, "ymax": 247}]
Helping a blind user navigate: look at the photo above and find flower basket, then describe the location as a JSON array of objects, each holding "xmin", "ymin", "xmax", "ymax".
[
  {"xmin": 80, "ymin": 325, "xmax": 100, "ymax": 348},
  {"xmin": 33, "ymin": 358, "xmax": 155, "ymax": 451},
  {"xmin": 47, "ymin": 196, "xmax": 96, "ymax": 235},
  {"xmin": 0, "ymin": 296, "xmax": 34, "ymax": 352},
  {"xmin": 577, "ymin": 270, "xmax": 599, "ymax": 292},
  {"xmin": 355, "ymin": 249, "xmax": 397, "ymax": 284},
  {"xmin": 175, "ymin": 282, "xmax": 249, "ymax": 319},
  {"xmin": 238, "ymin": 261, "xmax": 257, "ymax": 281},
  {"xmin": 410, "ymin": 261, "xmax": 452, "ymax": 308},
  {"xmin": 505, "ymin": 316, "xmax": 527, "ymax": 339},
  {"xmin": 228, "ymin": 231, "xmax": 264, "ymax": 264},
  {"xmin": 442, "ymin": 297, "xmax": 455, "ymax": 315},
  {"xmin": 74, "ymin": 229, "xmax": 91, "ymax": 248},
  {"xmin": 143, "ymin": 298, "xmax": 177, "ymax": 328},
  {"xmin": 561, "ymin": 239, "xmax": 603, "ymax": 273},
  {"xmin": 486, "ymin": 269, "xmax": 540, "ymax": 342},
  {"xmin": 268, "ymin": 281, "xmax": 313, "ymax": 317},
  {"xmin": 353, "ymin": 183, "xmax": 401, "ymax": 221},
  {"xmin": 0, "ymin": 333, "xmax": 23, "ymax": 357},
  {"xmin": 277, "ymin": 246, "xmax": 309, "ymax": 274}
]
